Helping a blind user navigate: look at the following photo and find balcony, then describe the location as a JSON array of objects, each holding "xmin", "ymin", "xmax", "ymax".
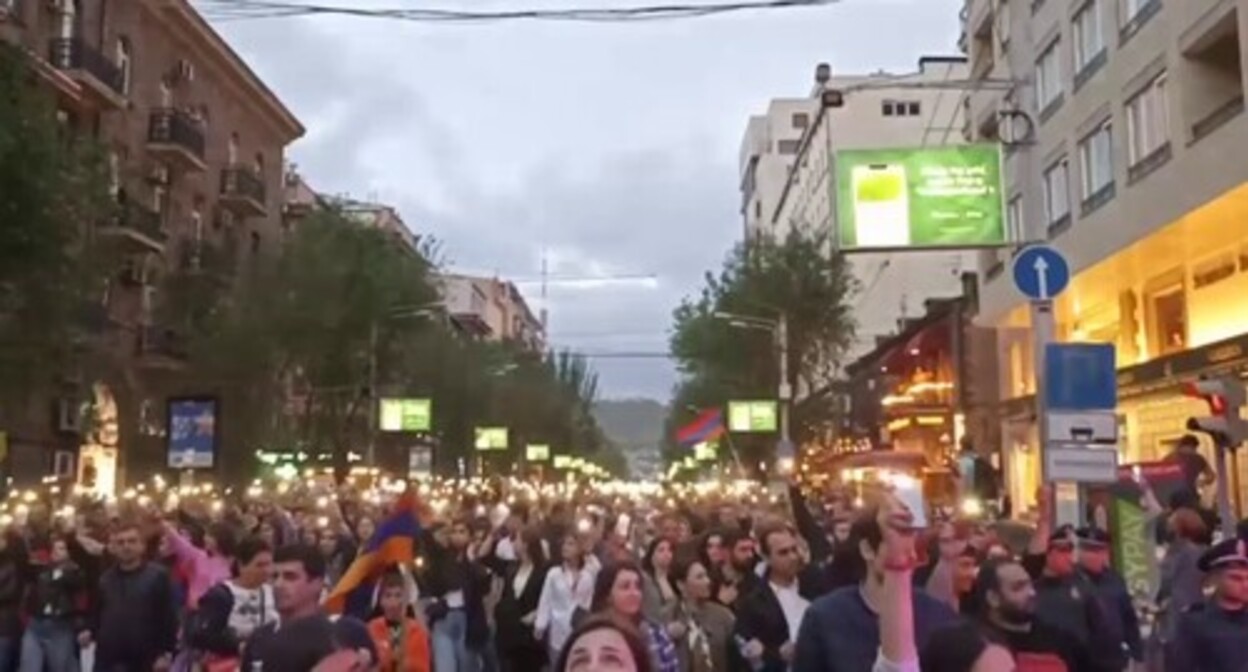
[
  {"xmin": 136, "ymin": 325, "xmax": 188, "ymax": 367},
  {"xmin": 179, "ymin": 239, "xmax": 237, "ymax": 285},
  {"xmin": 147, "ymin": 109, "xmax": 206, "ymax": 171},
  {"xmin": 100, "ymin": 202, "xmax": 167, "ymax": 252},
  {"xmin": 47, "ymin": 38, "xmax": 127, "ymax": 109},
  {"xmin": 219, "ymin": 167, "xmax": 267, "ymax": 217}
]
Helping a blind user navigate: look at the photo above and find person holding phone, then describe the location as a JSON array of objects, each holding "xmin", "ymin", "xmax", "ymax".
[{"xmin": 792, "ymin": 493, "xmax": 958, "ymax": 672}]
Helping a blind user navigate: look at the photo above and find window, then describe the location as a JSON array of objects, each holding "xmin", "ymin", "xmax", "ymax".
[
  {"xmin": 792, "ymin": 112, "xmax": 809, "ymax": 129},
  {"xmin": 754, "ymin": 200, "xmax": 761, "ymax": 219},
  {"xmin": 1073, "ymin": 1, "xmax": 1104, "ymax": 73},
  {"xmin": 107, "ymin": 150, "xmax": 120, "ymax": 199},
  {"xmin": 1149, "ymin": 285, "xmax": 1186, "ymax": 356},
  {"xmin": 1007, "ymin": 196, "xmax": 1025, "ymax": 242},
  {"xmin": 190, "ymin": 208, "xmax": 203, "ymax": 243},
  {"xmin": 227, "ymin": 133, "xmax": 239, "ymax": 165},
  {"xmin": 777, "ymin": 139, "xmax": 801, "ymax": 155},
  {"xmin": 1079, "ymin": 120, "xmax": 1114, "ymax": 197},
  {"xmin": 1036, "ymin": 40, "xmax": 1062, "ymax": 109},
  {"xmin": 1043, "ymin": 158, "xmax": 1070, "ymax": 225},
  {"xmin": 882, "ymin": 101, "xmax": 922, "ymax": 117},
  {"xmin": 1126, "ymin": 73, "xmax": 1169, "ymax": 165},
  {"xmin": 1121, "ymin": 0, "xmax": 1149, "ymax": 23},
  {"xmin": 115, "ymin": 37, "xmax": 131, "ymax": 95}
]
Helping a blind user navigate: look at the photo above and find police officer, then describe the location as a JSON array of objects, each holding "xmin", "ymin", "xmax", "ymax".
[
  {"xmin": 1164, "ymin": 536, "xmax": 1248, "ymax": 672},
  {"xmin": 1076, "ymin": 527, "xmax": 1143, "ymax": 671}
]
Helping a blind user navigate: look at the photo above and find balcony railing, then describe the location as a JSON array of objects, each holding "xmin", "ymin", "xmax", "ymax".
[
  {"xmin": 48, "ymin": 38, "xmax": 126, "ymax": 97},
  {"xmin": 220, "ymin": 167, "xmax": 267, "ymax": 215},
  {"xmin": 115, "ymin": 202, "xmax": 168, "ymax": 244},
  {"xmin": 148, "ymin": 109, "xmax": 206, "ymax": 163}
]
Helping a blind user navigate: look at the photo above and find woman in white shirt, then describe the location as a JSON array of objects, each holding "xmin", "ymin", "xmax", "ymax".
[{"xmin": 535, "ymin": 533, "xmax": 600, "ymax": 662}]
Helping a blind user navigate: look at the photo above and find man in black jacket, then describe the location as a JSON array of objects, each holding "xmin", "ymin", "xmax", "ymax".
[
  {"xmin": 734, "ymin": 522, "xmax": 816, "ymax": 672},
  {"xmin": 1076, "ymin": 527, "xmax": 1143, "ymax": 670},
  {"xmin": 80, "ymin": 522, "xmax": 179, "ymax": 672}
]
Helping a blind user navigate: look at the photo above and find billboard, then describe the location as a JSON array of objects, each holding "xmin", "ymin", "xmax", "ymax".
[
  {"xmin": 167, "ymin": 397, "xmax": 218, "ymax": 469},
  {"xmin": 474, "ymin": 427, "xmax": 509, "ymax": 451},
  {"xmin": 553, "ymin": 455, "xmax": 572, "ymax": 469},
  {"xmin": 526, "ymin": 444, "xmax": 551, "ymax": 462},
  {"xmin": 408, "ymin": 445, "xmax": 433, "ymax": 478},
  {"xmin": 379, "ymin": 398, "xmax": 432, "ymax": 432},
  {"xmin": 836, "ymin": 145, "xmax": 1006, "ymax": 250},
  {"xmin": 728, "ymin": 401, "xmax": 778, "ymax": 433}
]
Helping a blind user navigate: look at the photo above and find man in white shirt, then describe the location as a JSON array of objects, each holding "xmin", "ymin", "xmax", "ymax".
[{"xmin": 735, "ymin": 523, "xmax": 811, "ymax": 671}]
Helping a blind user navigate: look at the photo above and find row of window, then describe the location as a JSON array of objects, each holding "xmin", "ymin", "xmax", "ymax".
[
  {"xmin": 1034, "ymin": 69, "xmax": 1169, "ymax": 229},
  {"xmin": 883, "ymin": 100, "xmax": 922, "ymax": 117},
  {"xmin": 1036, "ymin": 0, "xmax": 1159, "ymax": 111}
]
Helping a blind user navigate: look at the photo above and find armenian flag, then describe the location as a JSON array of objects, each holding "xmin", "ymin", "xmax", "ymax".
[
  {"xmin": 676, "ymin": 408, "xmax": 725, "ymax": 447},
  {"xmin": 324, "ymin": 491, "xmax": 423, "ymax": 614}
]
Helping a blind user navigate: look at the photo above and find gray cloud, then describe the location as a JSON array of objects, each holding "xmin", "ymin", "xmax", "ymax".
[{"xmin": 218, "ymin": 0, "xmax": 964, "ymax": 399}]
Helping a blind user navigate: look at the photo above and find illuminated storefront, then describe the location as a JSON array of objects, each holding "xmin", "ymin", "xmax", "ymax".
[{"xmin": 994, "ymin": 182, "xmax": 1248, "ymax": 513}]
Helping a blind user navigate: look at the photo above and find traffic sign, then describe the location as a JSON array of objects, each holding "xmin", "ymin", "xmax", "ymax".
[
  {"xmin": 1012, "ymin": 245, "xmax": 1070, "ymax": 300},
  {"xmin": 1044, "ymin": 445, "xmax": 1119, "ymax": 483},
  {"xmin": 1045, "ymin": 343, "xmax": 1117, "ymax": 410}
]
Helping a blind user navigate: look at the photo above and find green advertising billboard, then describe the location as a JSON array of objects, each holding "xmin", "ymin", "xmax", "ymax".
[
  {"xmin": 474, "ymin": 427, "xmax": 509, "ymax": 451},
  {"xmin": 526, "ymin": 444, "xmax": 551, "ymax": 462},
  {"xmin": 836, "ymin": 145, "xmax": 1006, "ymax": 250},
  {"xmin": 553, "ymin": 455, "xmax": 572, "ymax": 469},
  {"xmin": 728, "ymin": 401, "xmax": 778, "ymax": 433},
  {"xmin": 378, "ymin": 398, "xmax": 432, "ymax": 432}
]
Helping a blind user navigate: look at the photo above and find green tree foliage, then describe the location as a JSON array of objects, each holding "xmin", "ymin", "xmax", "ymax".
[
  {"xmin": 666, "ymin": 229, "xmax": 857, "ymax": 469},
  {"xmin": 165, "ymin": 207, "xmax": 614, "ymax": 482},
  {"xmin": 0, "ymin": 44, "xmax": 117, "ymax": 405}
]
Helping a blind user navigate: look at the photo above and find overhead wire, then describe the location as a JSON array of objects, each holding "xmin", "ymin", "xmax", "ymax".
[{"xmin": 194, "ymin": 0, "xmax": 841, "ymax": 23}]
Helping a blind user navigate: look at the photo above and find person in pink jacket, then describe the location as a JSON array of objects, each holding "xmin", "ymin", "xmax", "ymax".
[{"xmin": 164, "ymin": 520, "xmax": 236, "ymax": 609}]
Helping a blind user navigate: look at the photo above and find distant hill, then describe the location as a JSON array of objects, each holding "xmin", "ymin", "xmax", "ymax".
[
  {"xmin": 593, "ymin": 398, "xmax": 666, "ymax": 450},
  {"xmin": 594, "ymin": 398, "xmax": 666, "ymax": 479}
]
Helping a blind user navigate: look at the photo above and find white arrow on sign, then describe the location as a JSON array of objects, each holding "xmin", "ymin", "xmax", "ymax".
[{"xmin": 1033, "ymin": 256, "xmax": 1049, "ymax": 298}]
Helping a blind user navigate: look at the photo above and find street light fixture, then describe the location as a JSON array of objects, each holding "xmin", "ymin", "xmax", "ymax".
[{"xmin": 711, "ymin": 310, "xmax": 794, "ymax": 476}]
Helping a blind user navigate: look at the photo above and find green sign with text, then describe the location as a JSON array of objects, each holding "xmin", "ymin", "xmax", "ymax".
[
  {"xmin": 379, "ymin": 398, "xmax": 432, "ymax": 432},
  {"xmin": 474, "ymin": 427, "xmax": 509, "ymax": 451},
  {"xmin": 836, "ymin": 145, "xmax": 1006, "ymax": 250}
]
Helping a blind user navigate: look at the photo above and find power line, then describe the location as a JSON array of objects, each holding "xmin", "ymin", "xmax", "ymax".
[{"xmin": 195, "ymin": 0, "xmax": 842, "ymax": 23}]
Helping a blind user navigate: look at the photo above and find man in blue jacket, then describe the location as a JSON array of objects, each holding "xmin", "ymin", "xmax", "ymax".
[
  {"xmin": 791, "ymin": 505, "xmax": 959, "ymax": 672},
  {"xmin": 1076, "ymin": 527, "xmax": 1143, "ymax": 670}
]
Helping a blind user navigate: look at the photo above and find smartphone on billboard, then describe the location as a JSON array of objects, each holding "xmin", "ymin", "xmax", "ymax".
[
  {"xmin": 851, "ymin": 164, "xmax": 911, "ymax": 248},
  {"xmin": 891, "ymin": 475, "xmax": 928, "ymax": 529}
]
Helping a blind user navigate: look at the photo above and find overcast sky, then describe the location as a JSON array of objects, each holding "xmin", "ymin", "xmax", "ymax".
[{"xmin": 216, "ymin": 0, "xmax": 963, "ymax": 402}]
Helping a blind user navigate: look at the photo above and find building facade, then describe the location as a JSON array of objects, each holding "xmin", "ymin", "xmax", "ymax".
[
  {"xmin": 739, "ymin": 98, "xmax": 819, "ymax": 240},
  {"xmin": 963, "ymin": 0, "xmax": 1248, "ymax": 511},
  {"xmin": 0, "ymin": 0, "xmax": 303, "ymax": 488},
  {"xmin": 438, "ymin": 274, "xmax": 545, "ymax": 352},
  {"xmin": 743, "ymin": 58, "xmax": 982, "ymax": 368}
]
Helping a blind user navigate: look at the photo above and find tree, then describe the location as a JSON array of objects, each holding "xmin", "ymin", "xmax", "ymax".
[
  {"xmin": 666, "ymin": 229, "xmax": 857, "ymax": 469},
  {"xmin": 0, "ymin": 44, "xmax": 117, "ymax": 407},
  {"xmin": 161, "ymin": 206, "xmax": 616, "ymax": 483}
]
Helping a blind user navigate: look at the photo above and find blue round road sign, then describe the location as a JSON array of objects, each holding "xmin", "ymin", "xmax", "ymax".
[{"xmin": 1012, "ymin": 245, "xmax": 1070, "ymax": 300}]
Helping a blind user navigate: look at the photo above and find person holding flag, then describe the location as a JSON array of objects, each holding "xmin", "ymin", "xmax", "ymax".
[{"xmin": 324, "ymin": 491, "xmax": 426, "ymax": 617}]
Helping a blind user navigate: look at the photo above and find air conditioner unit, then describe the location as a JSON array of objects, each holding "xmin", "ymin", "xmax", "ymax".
[
  {"xmin": 174, "ymin": 59, "xmax": 195, "ymax": 83},
  {"xmin": 55, "ymin": 397, "xmax": 84, "ymax": 433}
]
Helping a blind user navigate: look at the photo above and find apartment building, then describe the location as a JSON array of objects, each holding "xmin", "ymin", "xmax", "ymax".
[
  {"xmin": 439, "ymin": 274, "xmax": 545, "ymax": 352},
  {"xmin": 0, "ymin": 0, "xmax": 303, "ymax": 487},
  {"xmin": 744, "ymin": 58, "xmax": 980, "ymax": 367},
  {"xmin": 739, "ymin": 98, "xmax": 819, "ymax": 240},
  {"xmin": 963, "ymin": 0, "xmax": 1248, "ymax": 509}
]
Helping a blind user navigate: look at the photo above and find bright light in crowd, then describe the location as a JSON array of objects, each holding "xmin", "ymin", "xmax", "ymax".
[{"xmin": 960, "ymin": 497, "xmax": 984, "ymax": 517}]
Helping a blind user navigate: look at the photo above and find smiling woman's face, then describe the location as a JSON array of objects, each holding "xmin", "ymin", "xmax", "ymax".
[{"xmin": 564, "ymin": 627, "xmax": 638, "ymax": 672}]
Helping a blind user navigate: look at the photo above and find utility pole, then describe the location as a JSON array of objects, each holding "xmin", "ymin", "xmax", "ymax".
[{"xmin": 776, "ymin": 314, "xmax": 794, "ymax": 473}]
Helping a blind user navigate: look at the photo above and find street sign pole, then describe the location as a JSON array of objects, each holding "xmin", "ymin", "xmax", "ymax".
[{"xmin": 1031, "ymin": 299, "xmax": 1064, "ymax": 524}]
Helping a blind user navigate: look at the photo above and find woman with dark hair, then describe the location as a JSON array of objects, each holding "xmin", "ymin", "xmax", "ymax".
[
  {"xmin": 591, "ymin": 562, "xmax": 679, "ymax": 672},
  {"xmin": 662, "ymin": 557, "xmax": 736, "ymax": 672},
  {"xmin": 186, "ymin": 536, "xmax": 277, "ymax": 666},
  {"xmin": 494, "ymin": 526, "xmax": 551, "ymax": 672},
  {"xmin": 641, "ymin": 537, "xmax": 678, "ymax": 621},
  {"xmin": 555, "ymin": 615, "xmax": 655, "ymax": 672},
  {"xmin": 536, "ymin": 532, "xmax": 599, "ymax": 663},
  {"xmin": 1149, "ymin": 507, "xmax": 1208, "ymax": 668},
  {"xmin": 163, "ymin": 518, "xmax": 236, "ymax": 609}
]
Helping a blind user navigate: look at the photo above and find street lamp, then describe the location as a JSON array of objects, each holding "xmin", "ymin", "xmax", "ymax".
[
  {"xmin": 711, "ymin": 310, "xmax": 794, "ymax": 476},
  {"xmin": 367, "ymin": 304, "xmax": 442, "ymax": 466}
]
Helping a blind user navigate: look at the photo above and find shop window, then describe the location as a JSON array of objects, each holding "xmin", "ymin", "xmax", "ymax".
[{"xmin": 1149, "ymin": 284, "xmax": 1187, "ymax": 356}]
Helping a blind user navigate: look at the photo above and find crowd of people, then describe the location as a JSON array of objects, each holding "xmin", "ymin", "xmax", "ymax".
[{"xmin": 0, "ymin": 461, "xmax": 1243, "ymax": 672}]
